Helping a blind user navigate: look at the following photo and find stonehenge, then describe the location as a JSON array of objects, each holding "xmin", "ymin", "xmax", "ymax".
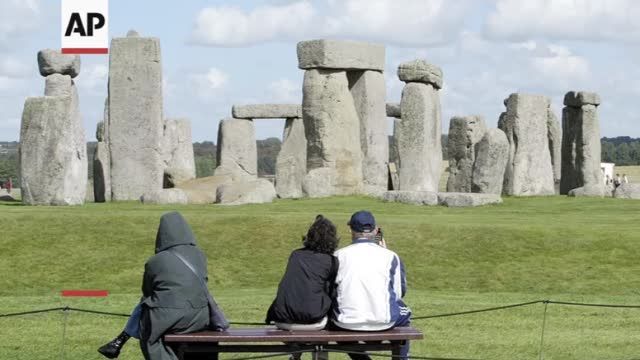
[
  {"xmin": 163, "ymin": 118, "xmax": 197, "ymax": 187},
  {"xmin": 560, "ymin": 91, "xmax": 603, "ymax": 196},
  {"xmin": 395, "ymin": 59, "xmax": 443, "ymax": 192},
  {"xmin": 472, "ymin": 129, "xmax": 509, "ymax": 195},
  {"xmin": 108, "ymin": 31, "xmax": 164, "ymax": 201},
  {"xmin": 93, "ymin": 120, "xmax": 111, "ymax": 203},
  {"xmin": 498, "ymin": 94, "xmax": 556, "ymax": 196},
  {"xmin": 214, "ymin": 118, "xmax": 258, "ymax": 179},
  {"xmin": 446, "ymin": 115, "xmax": 487, "ymax": 193},
  {"xmin": 19, "ymin": 50, "xmax": 87, "ymax": 205}
]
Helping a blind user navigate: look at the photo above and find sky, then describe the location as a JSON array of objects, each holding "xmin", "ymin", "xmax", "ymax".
[{"xmin": 0, "ymin": 0, "xmax": 639, "ymax": 142}]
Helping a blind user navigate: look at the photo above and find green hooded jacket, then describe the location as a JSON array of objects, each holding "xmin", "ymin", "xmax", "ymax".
[{"xmin": 140, "ymin": 212, "xmax": 209, "ymax": 309}]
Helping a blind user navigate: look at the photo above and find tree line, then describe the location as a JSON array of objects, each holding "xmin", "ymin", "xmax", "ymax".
[{"xmin": 1, "ymin": 136, "xmax": 639, "ymax": 186}]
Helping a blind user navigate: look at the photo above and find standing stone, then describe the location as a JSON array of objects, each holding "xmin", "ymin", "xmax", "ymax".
[
  {"xmin": 19, "ymin": 96, "xmax": 87, "ymax": 205},
  {"xmin": 348, "ymin": 70, "xmax": 388, "ymax": 193},
  {"xmin": 446, "ymin": 115, "xmax": 486, "ymax": 192},
  {"xmin": 37, "ymin": 49, "xmax": 80, "ymax": 78},
  {"xmin": 93, "ymin": 121, "xmax": 111, "ymax": 203},
  {"xmin": 498, "ymin": 94, "xmax": 555, "ymax": 196},
  {"xmin": 547, "ymin": 109, "xmax": 562, "ymax": 192},
  {"xmin": 396, "ymin": 61, "xmax": 442, "ymax": 192},
  {"xmin": 276, "ymin": 118, "xmax": 306, "ymax": 198},
  {"xmin": 44, "ymin": 74, "xmax": 73, "ymax": 96},
  {"xmin": 560, "ymin": 91, "xmax": 602, "ymax": 195},
  {"xmin": 302, "ymin": 69, "xmax": 363, "ymax": 196},
  {"xmin": 297, "ymin": 40, "xmax": 385, "ymax": 71},
  {"xmin": 214, "ymin": 118, "xmax": 257, "ymax": 179},
  {"xmin": 163, "ymin": 118, "xmax": 196, "ymax": 187},
  {"xmin": 386, "ymin": 103, "xmax": 401, "ymax": 118},
  {"xmin": 472, "ymin": 128, "xmax": 509, "ymax": 195},
  {"xmin": 108, "ymin": 33, "xmax": 164, "ymax": 200}
]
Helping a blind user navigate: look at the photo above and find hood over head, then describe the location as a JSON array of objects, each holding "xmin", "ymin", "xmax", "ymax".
[{"xmin": 155, "ymin": 212, "xmax": 197, "ymax": 253}]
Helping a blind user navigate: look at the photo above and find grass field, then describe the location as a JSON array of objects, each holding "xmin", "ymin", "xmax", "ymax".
[{"xmin": 1, "ymin": 195, "xmax": 640, "ymax": 360}]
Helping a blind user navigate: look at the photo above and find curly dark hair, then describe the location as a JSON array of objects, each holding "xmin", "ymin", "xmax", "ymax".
[{"xmin": 302, "ymin": 215, "xmax": 339, "ymax": 254}]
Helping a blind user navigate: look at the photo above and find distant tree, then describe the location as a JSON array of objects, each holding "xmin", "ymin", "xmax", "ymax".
[
  {"xmin": 195, "ymin": 156, "xmax": 216, "ymax": 178},
  {"xmin": 257, "ymin": 138, "xmax": 281, "ymax": 176}
]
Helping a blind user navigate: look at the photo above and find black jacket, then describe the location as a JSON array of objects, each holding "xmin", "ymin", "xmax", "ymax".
[
  {"xmin": 266, "ymin": 248, "xmax": 339, "ymax": 324},
  {"xmin": 141, "ymin": 212, "xmax": 209, "ymax": 309}
]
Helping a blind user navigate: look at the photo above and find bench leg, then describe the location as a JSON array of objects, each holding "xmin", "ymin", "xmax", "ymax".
[
  {"xmin": 391, "ymin": 342, "xmax": 401, "ymax": 359},
  {"xmin": 313, "ymin": 350, "xmax": 329, "ymax": 360}
]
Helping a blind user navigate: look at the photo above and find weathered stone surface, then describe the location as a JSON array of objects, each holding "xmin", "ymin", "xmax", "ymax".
[
  {"xmin": 0, "ymin": 189, "xmax": 16, "ymax": 202},
  {"xmin": 163, "ymin": 118, "xmax": 196, "ymax": 187},
  {"xmin": 396, "ymin": 82, "xmax": 442, "ymax": 192},
  {"xmin": 19, "ymin": 96, "xmax": 87, "ymax": 205},
  {"xmin": 547, "ymin": 109, "xmax": 562, "ymax": 189},
  {"xmin": 108, "ymin": 35, "xmax": 164, "ymax": 200},
  {"xmin": 126, "ymin": 29, "xmax": 140, "ymax": 37},
  {"xmin": 276, "ymin": 118, "xmax": 307, "ymax": 198},
  {"xmin": 37, "ymin": 49, "xmax": 80, "ymax": 78},
  {"xmin": 397, "ymin": 59, "xmax": 443, "ymax": 89},
  {"xmin": 302, "ymin": 69, "xmax": 363, "ymax": 196},
  {"xmin": 349, "ymin": 70, "xmax": 388, "ymax": 193},
  {"xmin": 297, "ymin": 40, "xmax": 385, "ymax": 71},
  {"xmin": 446, "ymin": 115, "xmax": 486, "ymax": 193},
  {"xmin": 232, "ymin": 104, "xmax": 302, "ymax": 119},
  {"xmin": 567, "ymin": 185, "xmax": 605, "ymax": 197},
  {"xmin": 380, "ymin": 190, "xmax": 438, "ymax": 206},
  {"xmin": 44, "ymin": 74, "xmax": 72, "ymax": 96},
  {"xmin": 386, "ymin": 103, "xmax": 401, "ymax": 118},
  {"xmin": 216, "ymin": 178, "xmax": 277, "ymax": 205},
  {"xmin": 560, "ymin": 92, "xmax": 602, "ymax": 195},
  {"xmin": 214, "ymin": 118, "xmax": 257, "ymax": 180},
  {"xmin": 437, "ymin": 192, "xmax": 503, "ymax": 207},
  {"xmin": 613, "ymin": 183, "xmax": 640, "ymax": 199},
  {"xmin": 176, "ymin": 175, "xmax": 231, "ymax": 204},
  {"xmin": 95, "ymin": 121, "xmax": 105, "ymax": 142},
  {"xmin": 564, "ymin": 91, "xmax": 601, "ymax": 107},
  {"xmin": 93, "ymin": 142, "xmax": 111, "ymax": 203},
  {"xmin": 472, "ymin": 129, "xmax": 509, "ymax": 195},
  {"xmin": 141, "ymin": 188, "xmax": 189, "ymax": 204},
  {"xmin": 498, "ymin": 93, "xmax": 555, "ymax": 196}
]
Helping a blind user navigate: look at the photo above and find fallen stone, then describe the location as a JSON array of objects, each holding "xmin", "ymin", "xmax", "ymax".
[
  {"xmin": 232, "ymin": 104, "xmax": 302, "ymax": 119},
  {"xmin": 396, "ymin": 82, "xmax": 442, "ymax": 192},
  {"xmin": 446, "ymin": 115, "xmax": 486, "ymax": 193},
  {"xmin": 472, "ymin": 128, "xmax": 509, "ymax": 195},
  {"xmin": 19, "ymin": 96, "xmax": 87, "ymax": 205},
  {"xmin": 141, "ymin": 188, "xmax": 189, "ymax": 204},
  {"xmin": 214, "ymin": 118, "xmax": 257, "ymax": 180},
  {"xmin": 216, "ymin": 178, "xmax": 277, "ymax": 205},
  {"xmin": 498, "ymin": 93, "xmax": 555, "ymax": 196},
  {"xmin": 37, "ymin": 49, "xmax": 80, "ymax": 78},
  {"xmin": 44, "ymin": 74, "xmax": 72, "ymax": 97},
  {"xmin": 564, "ymin": 91, "xmax": 601, "ymax": 107},
  {"xmin": 386, "ymin": 103, "xmax": 401, "ymax": 118},
  {"xmin": 349, "ymin": 70, "xmax": 388, "ymax": 193},
  {"xmin": 302, "ymin": 69, "xmax": 363, "ymax": 196},
  {"xmin": 397, "ymin": 59, "xmax": 443, "ymax": 89},
  {"xmin": 108, "ymin": 34, "xmax": 164, "ymax": 200},
  {"xmin": 297, "ymin": 40, "xmax": 385, "ymax": 71},
  {"xmin": 613, "ymin": 183, "xmax": 640, "ymax": 199},
  {"xmin": 0, "ymin": 189, "xmax": 16, "ymax": 202},
  {"xmin": 276, "ymin": 118, "xmax": 307, "ymax": 198},
  {"xmin": 567, "ymin": 185, "xmax": 605, "ymax": 197},
  {"xmin": 380, "ymin": 190, "xmax": 438, "ymax": 206},
  {"xmin": 163, "ymin": 118, "xmax": 196, "ymax": 186},
  {"xmin": 437, "ymin": 192, "xmax": 503, "ymax": 207}
]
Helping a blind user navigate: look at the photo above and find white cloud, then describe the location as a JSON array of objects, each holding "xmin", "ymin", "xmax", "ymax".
[
  {"xmin": 77, "ymin": 64, "xmax": 108, "ymax": 92},
  {"xmin": 191, "ymin": 2, "xmax": 314, "ymax": 46},
  {"xmin": 267, "ymin": 78, "xmax": 300, "ymax": 103},
  {"xmin": 188, "ymin": 67, "xmax": 229, "ymax": 101},
  {"xmin": 485, "ymin": 0, "xmax": 640, "ymax": 42},
  {"xmin": 0, "ymin": 57, "xmax": 31, "ymax": 78},
  {"xmin": 190, "ymin": 0, "xmax": 469, "ymax": 47},
  {"xmin": 0, "ymin": 0, "xmax": 41, "ymax": 46}
]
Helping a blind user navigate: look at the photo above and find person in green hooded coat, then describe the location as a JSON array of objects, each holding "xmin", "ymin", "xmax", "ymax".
[{"xmin": 98, "ymin": 212, "xmax": 226, "ymax": 360}]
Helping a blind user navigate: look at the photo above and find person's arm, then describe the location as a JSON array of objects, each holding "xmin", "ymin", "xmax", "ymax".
[{"xmin": 400, "ymin": 259, "xmax": 407, "ymax": 298}]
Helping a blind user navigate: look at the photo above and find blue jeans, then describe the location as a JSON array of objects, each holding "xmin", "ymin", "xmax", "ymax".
[{"xmin": 124, "ymin": 303, "xmax": 142, "ymax": 339}]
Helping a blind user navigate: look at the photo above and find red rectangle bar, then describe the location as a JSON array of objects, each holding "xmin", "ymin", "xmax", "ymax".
[
  {"xmin": 61, "ymin": 48, "xmax": 109, "ymax": 54},
  {"xmin": 61, "ymin": 290, "xmax": 109, "ymax": 297}
]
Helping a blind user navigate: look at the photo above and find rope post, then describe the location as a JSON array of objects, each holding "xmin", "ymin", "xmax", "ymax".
[
  {"xmin": 60, "ymin": 306, "xmax": 70, "ymax": 360},
  {"xmin": 538, "ymin": 301, "xmax": 549, "ymax": 360}
]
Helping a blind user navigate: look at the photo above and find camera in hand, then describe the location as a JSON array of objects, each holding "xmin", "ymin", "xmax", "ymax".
[{"xmin": 375, "ymin": 228, "xmax": 383, "ymax": 242}]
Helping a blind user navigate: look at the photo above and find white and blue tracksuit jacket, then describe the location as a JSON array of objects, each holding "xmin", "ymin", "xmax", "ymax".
[{"xmin": 332, "ymin": 240, "xmax": 411, "ymax": 331}]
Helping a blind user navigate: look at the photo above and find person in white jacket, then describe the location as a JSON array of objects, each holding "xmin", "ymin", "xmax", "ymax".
[{"xmin": 332, "ymin": 210, "xmax": 411, "ymax": 360}]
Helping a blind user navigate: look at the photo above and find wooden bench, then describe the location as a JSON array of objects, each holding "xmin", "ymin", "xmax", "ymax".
[{"xmin": 165, "ymin": 327, "xmax": 423, "ymax": 360}]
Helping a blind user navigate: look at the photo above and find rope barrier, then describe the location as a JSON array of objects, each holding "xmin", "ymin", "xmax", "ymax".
[
  {"xmin": 545, "ymin": 300, "xmax": 640, "ymax": 309},
  {"xmin": 0, "ymin": 307, "xmax": 66, "ymax": 318},
  {"xmin": 411, "ymin": 300, "xmax": 543, "ymax": 320}
]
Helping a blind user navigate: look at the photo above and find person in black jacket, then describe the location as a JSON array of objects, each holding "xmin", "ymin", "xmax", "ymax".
[
  {"xmin": 98, "ymin": 212, "xmax": 224, "ymax": 360},
  {"xmin": 266, "ymin": 215, "xmax": 339, "ymax": 329}
]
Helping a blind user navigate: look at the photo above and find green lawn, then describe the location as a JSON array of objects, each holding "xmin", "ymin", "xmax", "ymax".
[{"xmin": 1, "ymin": 196, "xmax": 640, "ymax": 360}]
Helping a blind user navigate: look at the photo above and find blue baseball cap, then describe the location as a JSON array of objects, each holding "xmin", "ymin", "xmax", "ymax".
[{"xmin": 348, "ymin": 210, "xmax": 376, "ymax": 232}]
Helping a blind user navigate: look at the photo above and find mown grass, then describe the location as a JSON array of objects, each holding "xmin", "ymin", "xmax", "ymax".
[{"xmin": 1, "ymin": 195, "xmax": 640, "ymax": 360}]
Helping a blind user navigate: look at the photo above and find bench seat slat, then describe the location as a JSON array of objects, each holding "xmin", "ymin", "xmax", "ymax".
[{"xmin": 165, "ymin": 327, "xmax": 423, "ymax": 343}]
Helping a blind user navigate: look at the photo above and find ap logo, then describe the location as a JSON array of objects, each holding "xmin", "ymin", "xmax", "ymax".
[{"xmin": 61, "ymin": 0, "xmax": 109, "ymax": 54}]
